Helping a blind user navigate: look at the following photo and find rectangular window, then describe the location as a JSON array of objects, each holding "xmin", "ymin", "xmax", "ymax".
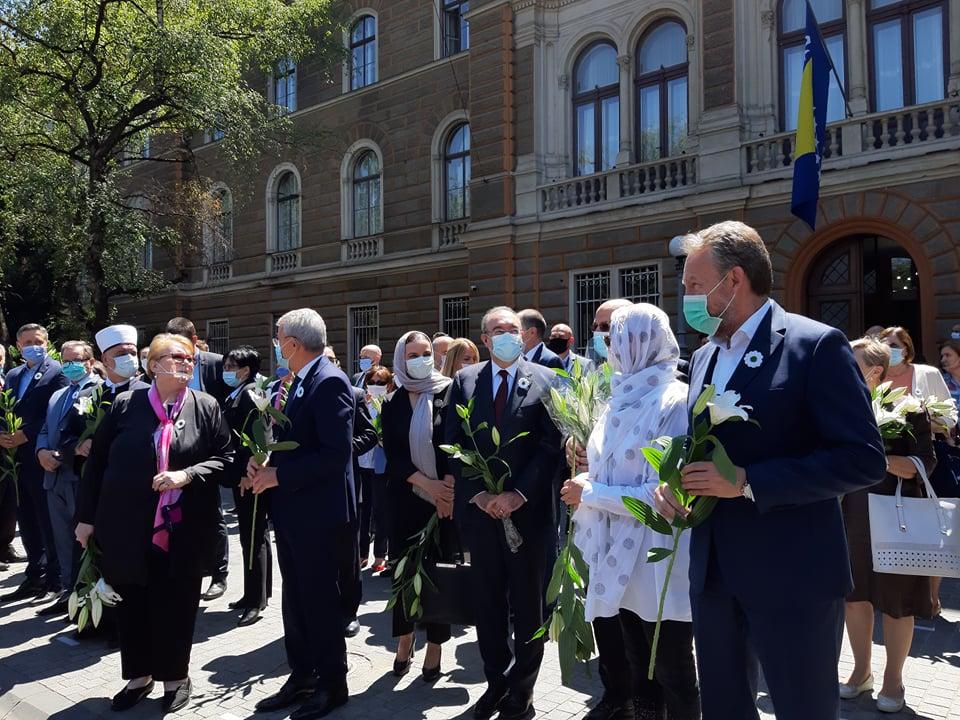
[
  {"xmin": 873, "ymin": 18, "xmax": 904, "ymax": 111},
  {"xmin": 349, "ymin": 305, "xmax": 379, "ymax": 376},
  {"xmin": 206, "ymin": 320, "xmax": 230, "ymax": 356},
  {"xmin": 443, "ymin": 0, "xmax": 470, "ymax": 56},
  {"xmin": 440, "ymin": 295, "xmax": 470, "ymax": 339},
  {"xmin": 571, "ymin": 263, "xmax": 662, "ymax": 355},
  {"xmin": 274, "ymin": 59, "xmax": 297, "ymax": 113},
  {"xmin": 913, "ymin": 6, "xmax": 944, "ymax": 104},
  {"xmin": 782, "ymin": 34, "xmax": 846, "ymax": 130}
]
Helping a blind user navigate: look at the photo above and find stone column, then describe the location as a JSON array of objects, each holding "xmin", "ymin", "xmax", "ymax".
[{"xmin": 616, "ymin": 53, "xmax": 633, "ymax": 166}]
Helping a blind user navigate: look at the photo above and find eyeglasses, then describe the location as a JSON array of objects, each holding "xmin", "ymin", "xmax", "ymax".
[
  {"xmin": 488, "ymin": 328, "xmax": 520, "ymax": 337},
  {"xmin": 592, "ymin": 322, "xmax": 611, "ymax": 333},
  {"xmin": 159, "ymin": 353, "xmax": 195, "ymax": 364},
  {"xmin": 368, "ymin": 381, "xmax": 388, "ymax": 386}
]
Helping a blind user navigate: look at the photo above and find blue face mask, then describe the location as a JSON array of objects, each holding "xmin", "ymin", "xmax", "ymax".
[
  {"xmin": 592, "ymin": 332, "xmax": 609, "ymax": 360},
  {"xmin": 22, "ymin": 345, "xmax": 46, "ymax": 365},
  {"xmin": 274, "ymin": 341, "xmax": 291, "ymax": 374},
  {"xmin": 889, "ymin": 347, "xmax": 905, "ymax": 366},
  {"xmin": 683, "ymin": 273, "xmax": 736, "ymax": 337},
  {"xmin": 222, "ymin": 370, "xmax": 242, "ymax": 388},
  {"xmin": 62, "ymin": 361, "xmax": 88, "ymax": 383},
  {"xmin": 358, "ymin": 357, "xmax": 373, "ymax": 373},
  {"xmin": 491, "ymin": 333, "xmax": 523, "ymax": 363}
]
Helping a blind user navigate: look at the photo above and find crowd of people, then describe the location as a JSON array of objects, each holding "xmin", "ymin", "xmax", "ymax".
[{"xmin": 0, "ymin": 220, "xmax": 957, "ymax": 720}]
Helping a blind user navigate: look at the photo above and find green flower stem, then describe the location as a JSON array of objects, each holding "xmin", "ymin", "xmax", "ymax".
[{"xmin": 648, "ymin": 525, "xmax": 683, "ymax": 681}]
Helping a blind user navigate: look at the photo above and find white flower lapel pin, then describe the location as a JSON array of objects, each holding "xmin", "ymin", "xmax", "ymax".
[
  {"xmin": 175, "ymin": 419, "xmax": 186, "ymax": 431},
  {"xmin": 295, "ymin": 384, "xmax": 305, "ymax": 398},
  {"xmin": 743, "ymin": 350, "xmax": 764, "ymax": 369},
  {"xmin": 516, "ymin": 377, "xmax": 531, "ymax": 391},
  {"xmin": 34, "ymin": 371, "xmax": 43, "ymax": 381}
]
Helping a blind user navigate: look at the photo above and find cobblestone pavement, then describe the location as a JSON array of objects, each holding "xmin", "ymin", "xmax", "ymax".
[{"xmin": 1, "ymin": 497, "xmax": 959, "ymax": 719}]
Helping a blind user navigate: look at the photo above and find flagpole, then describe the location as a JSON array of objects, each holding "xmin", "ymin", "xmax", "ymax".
[{"xmin": 804, "ymin": 0, "xmax": 853, "ymax": 118}]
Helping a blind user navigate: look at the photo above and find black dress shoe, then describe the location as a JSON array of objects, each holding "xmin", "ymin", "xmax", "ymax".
[
  {"xmin": 227, "ymin": 598, "xmax": 247, "ymax": 610},
  {"xmin": 1, "ymin": 579, "xmax": 45, "ymax": 603},
  {"xmin": 496, "ymin": 695, "xmax": 535, "ymax": 720},
  {"xmin": 393, "ymin": 646, "xmax": 415, "ymax": 677},
  {"xmin": 111, "ymin": 681, "xmax": 154, "ymax": 711},
  {"xmin": 161, "ymin": 678, "xmax": 191, "ymax": 713},
  {"xmin": 202, "ymin": 580, "xmax": 226, "ymax": 600},
  {"xmin": 473, "ymin": 685, "xmax": 509, "ymax": 720},
  {"xmin": 37, "ymin": 594, "xmax": 70, "ymax": 617},
  {"xmin": 290, "ymin": 685, "xmax": 348, "ymax": 720},
  {"xmin": 255, "ymin": 677, "xmax": 317, "ymax": 713},
  {"xmin": 584, "ymin": 697, "xmax": 635, "ymax": 720},
  {"xmin": 237, "ymin": 608, "xmax": 261, "ymax": 627},
  {"xmin": 0, "ymin": 546, "xmax": 27, "ymax": 563},
  {"xmin": 343, "ymin": 618, "xmax": 360, "ymax": 637},
  {"xmin": 421, "ymin": 664, "xmax": 441, "ymax": 683},
  {"xmin": 0, "ymin": 563, "xmax": 8, "ymax": 572}
]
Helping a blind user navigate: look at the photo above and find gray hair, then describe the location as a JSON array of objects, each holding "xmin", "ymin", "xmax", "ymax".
[
  {"xmin": 481, "ymin": 306, "xmax": 520, "ymax": 334},
  {"xmin": 682, "ymin": 221, "xmax": 773, "ymax": 296},
  {"xmin": 61, "ymin": 340, "xmax": 94, "ymax": 361},
  {"xmin": 277, "ymin": 308, "xmax": 327, "ymax": 352},
  {"xmin": 17, "ymin": 323, "xmax": 48, "ymax": 340}
]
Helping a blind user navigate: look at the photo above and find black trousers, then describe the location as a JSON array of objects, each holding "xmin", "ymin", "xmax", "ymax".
[
  {"xmin": 232, "ymin": 488, "xmax": 271, "ymax": 609},
  {"xmin": 0, "ymin": 478, "xmax": 17, "ymax": 548},
  {"xmin": 18, "ymin": 472, "xmax": 60, "ymax": 590},
  {"xmin": 210, "ymin": 491, "xmax": 228, "ymax": 582},
  {"xmin": 620, "ymin": 609, "xmax": 701, "ymax": 720},
  {"xmin": 338, "ymin": 516, "xmax": 362, "ymax": 622},
  {"xmin": 113, "ymin": 558, "xmax": 203, "ymax": 682},
  {"xmin": 593, "ymin": 614, "xmax": 632, "ymax": 704},
  {"xmin": 462, "ymin": 518, "xmax": 545, "ymax": 703},
  {"xmin": 275, "ymin": 520, "xmax": 348, "ymax": 688},
  {"xmin": 370, "ymin": 472, "xmax": 390, "ymax": 558}
]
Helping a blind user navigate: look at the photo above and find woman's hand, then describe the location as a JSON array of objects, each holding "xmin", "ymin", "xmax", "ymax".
[
  {"xmin": 565, "ymin": 437, "xmax": 588, "ymax": 473},
  {"xmin": 886, "ymin": 455, "xmax": 919, "ymax": 480},
  {"xmin": 75, "ymin": 522, "xmax": 94, "ymax": 549},
  {"xmin": 75, "ymin": 439, "xmax": 92, "ymax": 457},
  {"xmin": 560, "ymin": 475, "xmax": 591, "ymax": 508},
  {"xmin": 152, "ymin": 470, "xmax": 190, "ymax": 492},
  {"xmin": 413, "ymin": 474, "xmax": 454, "ymax": 517}
]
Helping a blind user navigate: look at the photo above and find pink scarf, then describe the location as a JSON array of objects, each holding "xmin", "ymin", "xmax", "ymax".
[{"xmin": 149, "ymin": 383, "xmax": 188, "ymax": 552}]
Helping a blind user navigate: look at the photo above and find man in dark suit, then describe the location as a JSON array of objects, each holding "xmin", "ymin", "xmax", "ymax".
[
  {"xmin": 547, "ymin": 323, "xmax": 595, "ymax": 376},
  {"xmin": 518, "ymin": 309, "xmax": 564, "ymax": 370},
  {"xmin": 350, "ymin": 344, "xmax": 381, "ymax": 388},
  {"xmin": 0, "ymin": 343, "xmax": 25, "ymax": 570},
  {"xmin": 246, "ymin": 309, "xmax": 354, "ymax": 720},
  {"xmin": 445, "ymin": 306, "xmax": 561, "ymax": 720},
  {"xmin": 165, "ymin": 316, "xmax": 230, "ymax": 600},
  {"xmin": 654, "ymin": 222, "xmax": 886, "ymax": 720},
  {"xmin": 0, "ymin": 323, "xmax": 69, "ymax": 602},
  {"xmin": 95, "ymin": 325, "xmax": 150, "ymax": 405}
]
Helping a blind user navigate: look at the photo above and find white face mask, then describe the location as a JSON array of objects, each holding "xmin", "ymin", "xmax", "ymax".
[
  {"xmin": 406, "ymin": 355, "xmax": 434, "ymax": 380},
  {"xmin": 112, "ymin": 353, "xmax": 139, "ymax": 379},
  {"xmin": 367, "ymin": 384, "xmax": 388, "ymax": 398}
]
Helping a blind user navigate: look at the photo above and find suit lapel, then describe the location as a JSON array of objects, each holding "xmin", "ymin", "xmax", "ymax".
[
  {"xmin": 18, "ymin": 358, "xmax": 49, "ymax": 403},
  {"xmin": 506, "ymin": 361, "xmax": 530, "ymax": 423},
  {"xmin": 471, "ymin": 362, "xmax": 495, "ymax": 429},
  {"xmin": 724, "ymin": 302, "xmax": 785, "ymax": 397}
]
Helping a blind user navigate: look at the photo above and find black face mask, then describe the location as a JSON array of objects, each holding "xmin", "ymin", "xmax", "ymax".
[{"xmin": 546, "ymin": 337, "xmax": 570, "ymax": 355}]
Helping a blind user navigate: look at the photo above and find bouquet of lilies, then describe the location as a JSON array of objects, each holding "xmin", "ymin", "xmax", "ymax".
[
  {"xmin": 441, "ymin": 398, "xmax": 530, "ymax": 553},
  {"xmin": 0, "ymin": 389, "xmax": 23, "ymax": 504},
  {"xmin": 623, "ymin": 384, "xmax": 757, "ymax": 679},
  {"xmin": 871, "ymin": 382, "xmax": 916, "ymax": 441},
  {"xmin": 532, "ymin": 362, "xmax": 612, "ymax": 684},
  {"xmin": 68, "ymin": 538, "xmax": 121, "ymax": 631},
  {"xmin": 236, "ymin": 376, "xmax": 298, "ymax": 569},
  {"xmin": 75, "ymin": 385, "xmax": 110, "ymax": 446}
]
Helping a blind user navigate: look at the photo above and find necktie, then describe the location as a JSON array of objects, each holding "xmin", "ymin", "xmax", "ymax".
[{"xmin": 494, "ymin": 369, "xmax": 509, "ymax": 425}]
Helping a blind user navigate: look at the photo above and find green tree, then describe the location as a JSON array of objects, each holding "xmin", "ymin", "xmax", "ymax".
[{"xmin": 0, "ymin": 0, "xmax": 343, "ymax": 332}]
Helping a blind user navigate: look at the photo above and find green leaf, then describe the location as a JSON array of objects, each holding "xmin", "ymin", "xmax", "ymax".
[
  {"xmin": 687, "ymin": 495, "xmax": 719, "ymax": 527},
  {"xmin": 641, "ymin": 447, "xmax": 664, "ymax": 473},
  {"xmin": 659, "ymin": 436, "xmax": 685, "ymax": 492},
  {"xmin": 456, "ymin": 404, "xmax": 469, "ymax": 420},
  {"xmin": 394, "ymin": 557, "xmax": 407, "ymax": 578},
  {"xmin": 692, "ymin": 385, "xmax": 715, "ymax": 417},
  {"xmin": 77, "ymin": 604, "xmax": 89, "ymax": 633},
  {"xmin": 531, "ymin": 623, "xmax": 549, "ymax": 640},
  {"xmin": 265, "ymin": 405, "xmax": 290, "ymax": 426},
  {"xmin": 91, "ymin": 594, "xmax": 103, "ymax": 627},
  {"xmin": 491, "ymin": 426, "xmax": 501, "ymax": 447},
  {"xmin": 412, "ymin": 573, "xmax": 422, "ymax": 595},
  {"xmin": 622, "ymin": 496, "xmax": 673, "ymax": 535},
  {"xmin": 265, "ymin": 441, "xmax": 298, "ymax": 452},
  {"xmin": 708, "ymin": 436, "xmax": 738, "ymax": 485},
  {"xmin": 545, "ymin": 553, "xmax": 566, "ymax": 603},
  {"xmin": 646, "ymin": 547, "xmax": 674, "ymax": 563}
]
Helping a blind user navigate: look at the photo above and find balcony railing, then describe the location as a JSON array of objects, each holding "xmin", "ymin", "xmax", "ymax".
[
  {"xmin": 539, "ymin": 155, "xmax": 697, "ymax": 215},
  {"xmin": 203, "ymin": 262, "xmax": 231, "ymax": 284},
  {"xmin": 268, "ymin": 249, "xmax": 300, "ymax": 273},
  {"xmin": 437, "ymin": 219, "xmax": 468, "ymax": 248},
  {"xmin": 743, "ymin": 98, "xmax": 960, "ymax": 177},
  {"xmin": 342, "ymin": 235, "xmax": 384, "ymax": 263}
]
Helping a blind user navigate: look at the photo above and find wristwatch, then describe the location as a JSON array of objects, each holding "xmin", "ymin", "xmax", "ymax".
[{"xmin": 741, "ymin": 479, "xmax": 755, "ymax": 502}]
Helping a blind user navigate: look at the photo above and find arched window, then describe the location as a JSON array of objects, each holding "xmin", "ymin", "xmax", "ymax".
[
  {"xmin": 635, "ymin": 20, "xmax": 689, "ymax": 161},
  {"xmin": 779, "ymin": 0, "xmax": 846, "ymax": 129},
  {"xmin": 350, "ymin": 15, "xmax": 377, "ymax": 90},
  {"xmin": 444, "ymin": 123, "xmax": 470, "ymax": 220},
  {"xmin": 867, "ymin": 0, "xmax": 947, "ymax": 111},
  {"xmin": 205, "ymin": 187, "xmax": 233, "ymax": 263},
  {"xmin": 352, "ymin": 151, "xmax": 382, "ymax": 237},
  {"xmin": 572, "ymin": 41, "xmax": 619, "ymax": 176},
  {"xmin": 274, "ymin": 57, "xmax": 297, "ymax": 113},
  {"xmin": 276, "ymin": 171, "xmax": 300, "ymax": 251}
]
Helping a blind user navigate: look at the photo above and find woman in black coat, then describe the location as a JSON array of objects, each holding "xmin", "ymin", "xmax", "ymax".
[
  {"xmin": 76, "ymin": 334, "xmax": 233, "ymax": 714},
  {"xmin": 220, "ymin": 346, "xmax": 272, "ymax": 627},
  {"xmin": 380, "ymin": 331, "xmax": 456, "ymax": 682}
]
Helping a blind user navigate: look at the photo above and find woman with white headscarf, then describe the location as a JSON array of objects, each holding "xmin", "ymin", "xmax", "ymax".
[
  {"xmin": 380, "ymin": 331, "xmax": 456, "ymax": 683},
  {"xmin": 561, "ymin": 303, "xmax": 700, "ymax": 720}
]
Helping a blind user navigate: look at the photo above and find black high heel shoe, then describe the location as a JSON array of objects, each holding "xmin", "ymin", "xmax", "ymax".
[
  {"xmin": 111, "ymin": 681, "xmax": 154, "ymax": 712},
  {"xmin": 393, "ymin": 644, "xmax": 415, "ymax": 677}
]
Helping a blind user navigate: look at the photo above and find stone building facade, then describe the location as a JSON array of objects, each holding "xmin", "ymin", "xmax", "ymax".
[{"xmin": 120, "ymin": 0, "xmax": 960, "ymax": 372}]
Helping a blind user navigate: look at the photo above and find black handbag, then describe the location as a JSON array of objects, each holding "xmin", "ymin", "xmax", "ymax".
[
  {"xmin": 418, "ymin": 556, "xmax": 476, "ymax": 626},
  {"xmin": 929, "ymin": 439, "xmax": 960, "ymax": 497}
]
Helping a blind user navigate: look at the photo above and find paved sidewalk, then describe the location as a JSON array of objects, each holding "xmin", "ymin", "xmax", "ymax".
[{"xmin": 0, "ymin": 498, "xmax": 958, "ymax": 719}]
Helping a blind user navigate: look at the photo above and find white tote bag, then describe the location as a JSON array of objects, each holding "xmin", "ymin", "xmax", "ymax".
[{"xmin": 869, "ymin": 456, "xmax": 960, "ymax": 578}]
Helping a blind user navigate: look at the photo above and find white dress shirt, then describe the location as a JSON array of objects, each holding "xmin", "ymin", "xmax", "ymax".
[
  {"xmin": 700, "ymin": 299, "xmax": 772, "ymax": 395},
  {"xmin": 296, "ymin": 355, "xmax": 323, "ymax": 381},
  {"xmin": 491, "ymin": 359, "xmax": 520, "ymax": 400},
  {"xmin": 522, "ymin": 343, "xmax": 544, "ymax": 364}
]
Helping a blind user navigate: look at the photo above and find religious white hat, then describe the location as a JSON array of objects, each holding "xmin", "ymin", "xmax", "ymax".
[{"xmin": 95, "ymin": 324, "xmax": 138, "ymax": 353}]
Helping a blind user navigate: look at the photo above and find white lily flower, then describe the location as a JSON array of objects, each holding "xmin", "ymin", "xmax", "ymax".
[
  {"xmin": 894, "ymin": 394, "xmax": 922, "ymax": 415},
  {"xmin": 74, "ymin": 396, "xmax": 94, "ymax": 415},
  {"xmin": 706, "ymin": 390, "xmax": 752, "ymax": 425},
  {"xmin": 251, "ymin": 391, "xmax": 273, "ymax": 414},
  {"xmin": 93, "ymin": 577, "xmax": 123, "ymax": 606}
]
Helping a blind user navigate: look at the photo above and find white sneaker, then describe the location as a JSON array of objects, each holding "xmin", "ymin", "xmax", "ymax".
[
  {"xmin": 876, "ymin": 688, "xmax": 905, "ymax": 713},
  {"xmin": 839, "ymin": 673, "xmax": 874, "ymax": 699}
]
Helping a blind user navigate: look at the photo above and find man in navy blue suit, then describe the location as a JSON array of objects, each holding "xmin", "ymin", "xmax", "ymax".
[
  {"xmin": 0, "ymin": 323, "xmax": 69, "ymax": 602},
  {"xmin": 245, "ymin": 308, "xmax": 354, "ymax": 720},
  {"xmin": 518, "ymin": 309, "xmax": 564, "ymax": 370},
  {"xmin": 654, "ymin": 222, "xmax": 886, "ymax": 720}
]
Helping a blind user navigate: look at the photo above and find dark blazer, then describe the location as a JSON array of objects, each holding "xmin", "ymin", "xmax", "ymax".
[
  {"xmin": 351, "ymin": 387, "xmax": 378, "ymax": 459},
  {"xmin": 4, "ymin": 359, "xmax": 69, "ymax": 479},
  {"xmin": 381, "ymin": 387, "xmax": 450, "ymax": 489},
  {"xmin": 686, "ymin": 301, "xmax": 886, "ymax": 605},
  {"xmin": 36, "ymin": 377, "xmax": 102, "ymax": 489},
  {"xmin": 78, "ymin": 388, "xmax": 234, "ymax": 585},
  {"xmin": 196, "ymin": 350, "xmax": 229, "ymax": 403},
  {"xmin": 221, "ymin": 382, "xmax": 260, "ymax": 488},
  {"xmin": 526, "ymin": 342, "xmax": 564, "ymax": 371},
  {"xmin": 444, "ymin": 360, "xmax": 561, "ymax": 534},
  {"xmin": 102, "ymin": 377, "xmax": 150, "ymax": 405},
  {"xmin": 270, "ymin": 356, "xmax": 355, "ymax": 529}
]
